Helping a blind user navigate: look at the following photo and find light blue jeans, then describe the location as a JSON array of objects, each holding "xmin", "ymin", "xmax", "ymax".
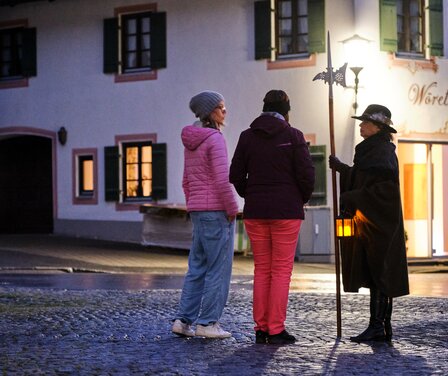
[{"xmin": 176, "ymin": 211, "xmax": 235, "ymax": 325}]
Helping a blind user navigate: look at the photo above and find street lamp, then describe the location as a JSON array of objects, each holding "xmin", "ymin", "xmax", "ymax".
[{"xmin": 341, "ymin": 34, "xmax": 371, "ymax": 114}]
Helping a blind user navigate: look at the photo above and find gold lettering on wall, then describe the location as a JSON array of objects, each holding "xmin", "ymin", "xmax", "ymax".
[{"xmin": 408, "ymin": 82, "xmax": 448, "ymax": 106}]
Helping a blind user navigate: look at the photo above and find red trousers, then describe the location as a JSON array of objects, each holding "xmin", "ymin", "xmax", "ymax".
[{"xmin": 244, "ymin": 219, "xmax": 302, "ymax": 335}]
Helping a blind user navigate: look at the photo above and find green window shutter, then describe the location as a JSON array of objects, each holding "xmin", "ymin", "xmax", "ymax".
[
  {"xmin": 151, "ymin": 143, "xmax": 167, "ymax": 200},
  {"xmin": 308, "ymin": 0, "xmax": 325, "ymax": 53},
  {"xmin": 104, "ymin": 146, "xmax": 119, "ymax": 201},
  {"xmin": 254, "ymin": 0, "xmax": 271, "ymax": 60},
  {"xmin": 428, "ymin": 0, "xmax": 444, "ymax": 56},
  {"xmin": 150, "ymin": 12, "xmax": 167, "ymax": 69},
  {"xmin": 309, "ymin": 145, "xmax": 326, "ymax": 206},
  {"xmin": 379, "ymin": 0, "xmax": 397, "ymax": 52},
  {"xmin": 22, "ymin": 27, "xmax": 37, "ymax": 77},
  {"xmin": 103, "ymin": 18, "xmax": 119, "ymax": 74}
]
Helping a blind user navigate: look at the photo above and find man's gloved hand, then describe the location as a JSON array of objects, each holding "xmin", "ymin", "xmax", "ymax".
[{"xmin": 329, "ymin": 155, "xmax": 345, "ymax": 172}]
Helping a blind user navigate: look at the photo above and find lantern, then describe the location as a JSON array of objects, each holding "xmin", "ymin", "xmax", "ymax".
[{"xmin": 336, "ymin": 214, "xmax": 355, "ymax": 238}]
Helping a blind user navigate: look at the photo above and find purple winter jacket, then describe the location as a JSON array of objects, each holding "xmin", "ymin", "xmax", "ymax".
[
  {"xmin": 229, "ymin": 114, "xmax": 315, "ymax": 219},
  {"xmin": 181, "ymin": 124, "xmax": 239, "ymax": 216}
]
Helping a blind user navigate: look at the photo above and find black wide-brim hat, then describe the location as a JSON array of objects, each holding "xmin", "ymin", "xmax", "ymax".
[{"xmin": 352, "ymin": 104, "xmax": 396, "ymax": 133}]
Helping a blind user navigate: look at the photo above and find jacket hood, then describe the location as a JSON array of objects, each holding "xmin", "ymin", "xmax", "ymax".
[
  {"xmin": 181, "ymin": 125, "xmax": 219, "ymax": 150},
  {"xmin": 249, "ymin": 114, "xmax": 289, "ymax": 138}
]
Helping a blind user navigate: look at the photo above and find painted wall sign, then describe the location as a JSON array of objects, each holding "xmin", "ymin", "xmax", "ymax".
[{"xmin": 408, "ymin": 82, "xmax": 448, "ymax": 106}]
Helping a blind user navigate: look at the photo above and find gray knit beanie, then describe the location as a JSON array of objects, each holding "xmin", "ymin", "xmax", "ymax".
[{"xmin": 189, "ymin": 91, "xmax": 224, "ymax": 121}]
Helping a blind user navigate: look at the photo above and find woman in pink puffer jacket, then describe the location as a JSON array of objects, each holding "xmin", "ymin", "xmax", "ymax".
[{"xmin": 172, "ymin": 91, "xmax": 239, "ymax": 339}]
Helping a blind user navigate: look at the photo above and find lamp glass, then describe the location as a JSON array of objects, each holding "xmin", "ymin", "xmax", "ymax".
[
  {"xmin": 341, "ymin": 34, "xmax": 370, "ymax": 69},
  {"xmin": 336, "ymin": 216, "xmax": 354, "ymax": 238}
]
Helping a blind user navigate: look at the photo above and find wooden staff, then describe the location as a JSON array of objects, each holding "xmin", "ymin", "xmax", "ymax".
[{"xmin": 313, "ymin": 31, "xmax": 347, "ymax": 338}]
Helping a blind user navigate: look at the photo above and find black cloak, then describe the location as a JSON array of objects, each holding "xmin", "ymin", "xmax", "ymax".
[{"xmin": 338, "ymin": 132, "xmax": 409, "ymax": 298}]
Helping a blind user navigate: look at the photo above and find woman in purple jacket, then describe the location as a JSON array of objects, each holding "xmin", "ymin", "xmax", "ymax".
[
  {"xmin": 172, "ymin": 91, "xmax": 239, "ymax": 339},
  {"xmin": 230, "ymin": 90, "xmax": 315, "ymax": 345}
]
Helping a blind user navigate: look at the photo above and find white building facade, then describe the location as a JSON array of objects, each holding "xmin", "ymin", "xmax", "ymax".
[{"xmin": 1, "ymin": 0, "xmax": 447, "ymax": 260}]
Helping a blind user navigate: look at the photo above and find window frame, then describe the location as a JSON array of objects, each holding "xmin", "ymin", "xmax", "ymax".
[
  {"xmin": 72, "ymin": 148, "xmax": 98, "ymax": 205},
  {"xmin": 122, "ymin": 140, "xmax": 153, "ymax": 202},
  {"xmin": 121, "ymin": 11, "xmax": 152, "ymax": 74},
  {"xmin": 0, "ymin": 19, "xmax": 31, "ymax": 89},
  {"xmin": 254, "ymin": 0, "xmax": 324, "ymax": 70},
  {"xmin": 108, "ymin": 133, "xmax": 160, "ymax": 212},
  {"xmin": 103, "ymin": 3, "xmax": 166, "ymax": 83},
  {"xmin": 396, "ymin": 0, "xmax": 425, "ymax": 58},
  {"xmin": 381, "ymin": 0, "xmax": 443, "ymax": 72},
  {"xmin": 275, "ymin": 0, "xmax": 309, "ymax": 59}
]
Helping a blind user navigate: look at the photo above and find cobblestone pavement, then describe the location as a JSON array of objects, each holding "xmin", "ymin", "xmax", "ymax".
[{"xmin": 1, "ymin": 286, "xmax": 447, "ymax": 375}]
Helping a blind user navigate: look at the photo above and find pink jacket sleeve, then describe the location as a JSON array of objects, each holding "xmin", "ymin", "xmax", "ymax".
[{"xmin": 208, "ymin": 133, "xmax": 239, "ymax": 216}]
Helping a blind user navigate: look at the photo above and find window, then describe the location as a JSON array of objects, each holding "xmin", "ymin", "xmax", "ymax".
[
  {"xmin": 123, "ymin": 142, "xmax": 152, "ymax": 200},
  {"xmin": 277, "ymin": 0, "xmax": 309, "ymax": 57},
  {"xmin": 103, "ymin": 3, "xmax": 166, "ymax": 82},
  {"xmin": 72, "ymin": 149, "xmax": 98, "ymax": 205},
  {"xmin": 104, "ymin": 135, "xmax": 167, "ymax": 208},
  {"xmin": 79, "ymin": 156, "xmax": 94, "ymax": 197},
  {"xmin": 254, "ymin": 0, "xmax": 325, "ymax": 67},
  {"xmin": 308, "ymin": 145, "xmax": 326, "ymax": 206},
  {"xmin": 380, "ymin": 0, "xmax": 444, "ymax": 60},
  {"xmin": 0, "ymin": 20, "xmax": 36, "ymax": 89},
  {"xmin": 397, "ymin": 0, "xmax": 425, "ymax": 56},
  {"xmin": 121, "ymin": 12, "xmax": 152, "ymax": 73}
]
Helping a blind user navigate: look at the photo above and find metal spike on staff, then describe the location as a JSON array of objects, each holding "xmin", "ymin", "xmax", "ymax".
[{"xmin": 312, "ymin": 31, "xmax": 347, "ymax": 338}]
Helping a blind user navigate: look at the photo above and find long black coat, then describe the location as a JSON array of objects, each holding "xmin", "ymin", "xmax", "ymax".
[{"xmin": 338, "ymin": 132, "xmax": 409, "ymax": 298}]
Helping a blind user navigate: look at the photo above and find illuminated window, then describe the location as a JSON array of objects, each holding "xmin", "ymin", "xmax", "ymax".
[
  {"xmin": 72, "ymin": 149, "xmax": 98, "ymax": 205},
  {"xmin": 123, "ymin": 142, "xmax": 153, "ymax": 200},
  {"xmin": 79, "ymin": 156, "xmax": 94, "ymax": 197}
]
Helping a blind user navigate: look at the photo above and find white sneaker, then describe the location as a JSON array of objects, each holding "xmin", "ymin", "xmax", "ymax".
[
  {"xmin": 172, "ymin": 319, "xmax": 195, "ymax": 337},
  {"xmin": 195, "ymin": 323, "xmax": 232, "ymax": 338}
]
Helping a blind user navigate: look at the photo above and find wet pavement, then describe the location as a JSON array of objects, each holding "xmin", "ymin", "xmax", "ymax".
[
  {"xmin": 0, "ymin": 234, "xmax": 447, "ymax": 375},
  {"xmin": 1, "ymin": 287, "xmax": 447, "ymax": 375}
]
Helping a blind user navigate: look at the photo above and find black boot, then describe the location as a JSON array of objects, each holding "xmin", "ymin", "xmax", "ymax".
[
  {"xmin": 384, "ymin": 297, "xmax": 393, "ymax": 342},
  {"xmin": 350, "ymin": 289, "xmax": 387, "ymax": 343}
]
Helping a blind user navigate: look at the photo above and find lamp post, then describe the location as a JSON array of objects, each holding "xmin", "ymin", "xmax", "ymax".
[{"xmin": 341, "ymin": 34, "xmax": 371, "ymax": 114}]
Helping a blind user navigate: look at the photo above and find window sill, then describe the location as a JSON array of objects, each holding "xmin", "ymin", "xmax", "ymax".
[
  {"xmin": 388, "ymin": 53, "xmax": 438, "ymax": 73},
  {"xmin": 0, "ymin": 78, "xmax": 28, "ymax": 90},
  {"xmin": 73, "ymin": 196, "xmax": 98, "ymax": 205},
  {"xmin": 114, "ymin": 70, "xmax": 157, "ymax": 83},
  {"xmin": 116, "ymin": 201, "xmax": 151, "ymax": 211},
  {"xmin": 267, "ymin": 53, "xmax": 316, "ymax": 70}
]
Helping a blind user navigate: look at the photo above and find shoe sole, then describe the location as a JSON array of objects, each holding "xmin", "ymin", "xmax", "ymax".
[
  {"xmin": 171, "ymin": 331, "xmax": 195, "ymax": 337},
  {"xmin": 195, "ymin": 332, "xmax": 231, "ymax": 339}
]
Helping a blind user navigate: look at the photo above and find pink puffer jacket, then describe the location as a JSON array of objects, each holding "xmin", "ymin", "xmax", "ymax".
[{"xmin": 181, "ymin": 125, "xmax": 239, "ymax": 216}]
